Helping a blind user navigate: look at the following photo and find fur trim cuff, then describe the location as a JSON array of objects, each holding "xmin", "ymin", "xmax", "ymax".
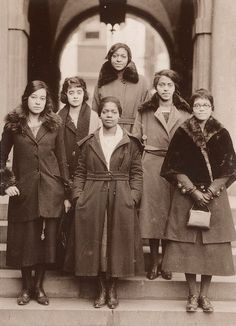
[{"xmin": 0, "ymin": 167, "xmax": 16, "ymax": 195}]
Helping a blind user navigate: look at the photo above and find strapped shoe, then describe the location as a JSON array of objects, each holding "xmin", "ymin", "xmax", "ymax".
[
  {"xmin": 186, "ymin": 294, "xmax": 199, "ymax": 312},
  {"xmin": 198, "ymin": 296, "xmax": 214, "ymax": 313},
  {"xmin": 35, "ymin": 288, "xmax": 49, "ymax": 305},
  {"xmin": 17, "ymin": 289, "xmax": 31, "ymax": 305}
]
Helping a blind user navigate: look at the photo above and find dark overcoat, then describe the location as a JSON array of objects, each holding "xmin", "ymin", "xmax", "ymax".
[
  {"xmin": 58, "ymin": 103, "xmax": 100, "ymax": 177},
  {"xmin": 132, "ymin": 92, "xmax": 191, "ymax": 238},
  {"xmin": 0, "ymin": 109, "xmax": 69, "ymax": 223},
  {"xmin": 161, "ymin": 116, "xmax": 236, "ymax": 244},
  {"xmin": 72, "ymin": 129, "xmax": 144, "ymax": 277}
]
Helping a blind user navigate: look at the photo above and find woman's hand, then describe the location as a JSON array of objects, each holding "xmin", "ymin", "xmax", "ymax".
[
  {"xmin": 64, "ymin": 199, "xmax": 71, "ymax": 213},
  {"xmin": 5, "ymin": 186, "xmax": 20, "ymax": 197},
  {"xmin": 191, "ymin": 189, "xmax": 210, "ymax": 206}
]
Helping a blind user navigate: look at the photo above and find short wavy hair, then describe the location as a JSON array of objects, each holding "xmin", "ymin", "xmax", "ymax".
[
  {"xmin": 190, "ymin": 88, "xmax": 214, "ymax": 110},
  {"xmin": 60, "ymin": 76, "xmax": 89, "ymax": 104},
  {"xmin": 98, "ymin": 96, "xmax": 122, "ymax": 117},
  {"xmin": 21, "ymin": 80, "xmax": 54, "ymax": 116}
]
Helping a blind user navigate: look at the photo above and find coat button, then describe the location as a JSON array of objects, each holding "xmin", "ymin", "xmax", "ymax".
[{"xmin": 72, "ymin": 151, "xmax": 75, "ymax": 156}]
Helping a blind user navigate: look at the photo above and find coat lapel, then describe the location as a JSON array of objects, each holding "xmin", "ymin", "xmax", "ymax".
[
  {"xmin": 36, "ymin": 125, "xmax": 49, "ymax": 143},
  {"xmin": 154, "ymin": 109, "xmax": 169, "ymax": 134},
  {"xmin": 167, "ymin": 106, "xmax": 182, "ymax": 133},
  {"xmin": 89, "ymin": 130, "xmax": 108, "ymax": 169}
]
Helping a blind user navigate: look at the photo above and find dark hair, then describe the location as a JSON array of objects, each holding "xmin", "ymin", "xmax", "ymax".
[
  {"xmin": 60, "ymin": 76, "xmax": 89, "ymax": 104},
  {"xmin": 153, "ymin": 69, "xmax": 180, "ymax": 95},
  {"xmin": 21, "ymin": 80, "xmax": 54, "ymax": 116},
  {"xmin": 105, "ymin": 43, "xmax": 132, "ymax": 64},
  {"xmin": 190, "ymin": 88, "xmax": 214, "ymax": 110},
  {"xmin": 98, "ymin": 96, "xmax": 122, "ymax": 117}
]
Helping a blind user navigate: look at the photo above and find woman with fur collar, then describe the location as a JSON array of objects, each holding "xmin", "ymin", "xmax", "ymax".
[
  {"xmin": 161, "ymin": 89, "xmax": 236, "ymax": 312},
  {"xmin": 0, "ymin": 80, "xmax": 70, "ymax": 306},
  {"xmin": 133, "ymin": 69, "xmax": 191, "ymax": 281},
  {"xmin": 92, "ymin": 43, "xmax": 148, "ymax": 132}
]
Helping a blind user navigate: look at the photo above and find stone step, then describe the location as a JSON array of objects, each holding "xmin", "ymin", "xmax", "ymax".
[
  {"xmin": 1, "ymin": 269, "xmax": 236, "ymax": 301},
  {"xmin": 0, "ymin": 298, "xmax": 236, "ymax": 326}
]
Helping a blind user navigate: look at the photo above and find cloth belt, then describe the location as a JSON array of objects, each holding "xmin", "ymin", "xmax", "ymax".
[
  {"xmin": 144, "ymin": 149, "xmax": 167, "ymax": 157},
  {"xmin": 86, "ymin": 171, "xmax": 129, "ymax": 181}
]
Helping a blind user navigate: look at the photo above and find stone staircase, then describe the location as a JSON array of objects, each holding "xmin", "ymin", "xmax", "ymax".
[{"xmin": 1, "ymin": 195, "xmax": 236, "ymax": 325}]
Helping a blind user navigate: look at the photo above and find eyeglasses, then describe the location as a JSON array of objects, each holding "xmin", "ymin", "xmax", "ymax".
[{"xmin": 193, "ymin": 104, "xmax": 212, "ymax": 109}]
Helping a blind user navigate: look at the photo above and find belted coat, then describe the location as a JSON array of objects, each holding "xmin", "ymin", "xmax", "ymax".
[
  {"xmin": 133, "ymin": 92, "xmax": 191, "ymax": 238},
  {"xmin": 72, "ymin": 128, "xmax": 144, "ymax": 277},
  {"xmin": 0, "ymin": 109, "xmax": 69, "ymax": 223}
]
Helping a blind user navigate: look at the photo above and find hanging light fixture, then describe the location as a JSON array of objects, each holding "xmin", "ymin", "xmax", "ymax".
[{"xmin": 99, "ymin": 0, "xmax": 127, "ymax": 32}]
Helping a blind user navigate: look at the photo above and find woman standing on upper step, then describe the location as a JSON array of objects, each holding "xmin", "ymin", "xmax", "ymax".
[
  {"xmin": 92, "ymin": 43, "xmax": 149, "ymax": 132},
  {"xmin": 0, "ymin": 80, "xmax": 70, "ymax": 306},
  {"xmin": 161, "ymin": 88, "xmax": 236, "ymax": 313},
  {"xmin": 133, "ymin": 69, "xmax": 191, "ymax": 280}
]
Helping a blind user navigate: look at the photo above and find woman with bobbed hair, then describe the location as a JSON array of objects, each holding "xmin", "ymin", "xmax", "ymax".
[
  {"xmin": 133, "ymin": 69, "xmax": 191, "ymax": 280},
  {"xmin": 0, "ymin": 80, "xmax": 70, "ymax": 306},
  {"xmin": 161, "ymin": 88, "xmax": 236, "ymax": 312},
  {"xmin": 92, "ymin": 43, "xmax": 148, "ymax": 132}
]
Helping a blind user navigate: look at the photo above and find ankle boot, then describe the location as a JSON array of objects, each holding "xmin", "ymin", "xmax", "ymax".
[
  {"xmin": 17, "ymin": 267, "xmax": 33, "ymax": 305},
  {"xmin": 34, "ymin": 264, "xmax": 49, "ymax": 305},
  {"xmin": 147, "ymin": 239, "xmax": 160, "ymax": 280},
  {"xmin": 94, "ymin": 275, "xmax": 107, "ymax": 308},
  {"xmin": 107, "ymin": 277, "xmax": 119, "ymax": 309}
]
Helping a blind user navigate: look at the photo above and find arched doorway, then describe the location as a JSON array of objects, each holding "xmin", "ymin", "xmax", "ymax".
[{"xmin": 59, "ymin": 13, "xmax": 170, "ymax": 107}]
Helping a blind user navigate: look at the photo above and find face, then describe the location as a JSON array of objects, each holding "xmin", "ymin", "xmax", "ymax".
[
  {"xmin": 192, "ymin": 97, "xmax": 213, "ymax": 122},
  {"xmin": 66, "ymin": 86, "xmax": 84, "ymax": 108},
  {"xmin": 156, "ymin": 76, "xmax": 175, "ymax": 101},
  {"xmin": 27, "ymin": 88, "xmax": 47, "ymax": 115},
  {"xmin": 100, "ymin": 102, "xmax": 120, "ymax": 129},
  {"xmin": 111, "ymin": 47, "xmax": 129, "ymax": 71}
]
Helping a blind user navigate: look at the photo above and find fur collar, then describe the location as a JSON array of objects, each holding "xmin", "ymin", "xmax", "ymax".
[
  {"xmin": 181, "ymin": 116, "xmax": 224, "ymax": 148},
  {"xmin": 97, "ymin": 61, "xmax": 139, "ymax": 87},
  {"xmin": 5, "ymin": 107, "xmax": 62, "ymax": 134},
  {"xmin": 139, "ymin": 92, "xmax": 190, "ymax": 113}
]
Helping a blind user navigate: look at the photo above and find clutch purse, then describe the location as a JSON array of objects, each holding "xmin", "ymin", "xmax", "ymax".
[{"xmin": 187, "ymin": 205, "xmax": 211, "ymax": 230}]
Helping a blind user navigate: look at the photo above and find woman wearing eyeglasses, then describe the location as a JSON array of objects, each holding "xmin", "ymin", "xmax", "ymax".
[{"xmin": 161, "ymin": 88, "xmax": 236, "ymax": 313}]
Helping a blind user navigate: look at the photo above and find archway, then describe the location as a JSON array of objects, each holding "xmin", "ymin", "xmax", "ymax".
[{"xmin": 59, "ymin": 13, "xmax": 170, "ymax": 107}]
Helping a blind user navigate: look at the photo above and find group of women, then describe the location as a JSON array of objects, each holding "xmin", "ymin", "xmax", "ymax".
[{"xmin": 1, "ymin": 43, "xmax": 236, "ymax": 313}]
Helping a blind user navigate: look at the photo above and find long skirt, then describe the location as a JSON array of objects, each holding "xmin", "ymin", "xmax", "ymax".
[
  {"xmin": 6, "ymin": 217, "xmax": 58, "ymax": 268},
  {"xmin": 162, "ymin": 231, "xmax": 235, "ymax": 276}
]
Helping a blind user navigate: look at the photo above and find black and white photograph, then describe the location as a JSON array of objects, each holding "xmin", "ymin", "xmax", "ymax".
[{"xmin": 0, "ymin": 0, "xmax": 236, "ymax": 325}]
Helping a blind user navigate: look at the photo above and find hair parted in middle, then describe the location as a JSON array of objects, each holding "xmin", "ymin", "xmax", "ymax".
[
  {"xmin": 105, "ymin": 43, "xmax": 132, "ymax": 64},
  {"xmin": 153, "ymin": 69, "xmax": 180, "ymax": 95},
  {"xmin": 190, "ymin": 88, "xmax": 214, "ymax": 110},
  {"xmin": 21, "ymin": 80, "xmax": 54, "ymax": 116},
  {"xmin": 60, "ymin": 76, "xmax": 89, "ymax": 104},
  {"xmin": 98, "ymin": 96, "xmax": 123, "ymax": 117}
]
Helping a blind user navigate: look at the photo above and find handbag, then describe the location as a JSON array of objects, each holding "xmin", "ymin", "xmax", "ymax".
[{"xmin": 187, "ymin": 205, "xmax": 211, "ymax": 230}]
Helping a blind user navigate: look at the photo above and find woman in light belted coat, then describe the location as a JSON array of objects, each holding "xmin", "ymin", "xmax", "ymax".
[
  {"xmin": 133, "ymin": 70, "xmax": 191, "ymax": 280},
  {"xmin": 69, "ymin": 96, "xmax": 144, "ymax": 309}
]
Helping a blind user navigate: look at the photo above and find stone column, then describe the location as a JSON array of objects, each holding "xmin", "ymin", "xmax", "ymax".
[
  {"xmin": 211, "ymin": 0, "xmax": 236, "ymax": 147},
  {"xmin": 8, "ymin": 0, "xmax": 29, "ymax": 111},
  {"xmin": 192, "ymin": 0, "xmax": 213, "ymax": 91},
  {"xmin": 0, "ymin": 0, "xmax": 8, "ymax": 134}
]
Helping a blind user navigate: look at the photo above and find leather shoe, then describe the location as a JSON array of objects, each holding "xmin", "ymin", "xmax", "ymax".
[
  {"xmin": 198, "ymin": 296, "xmax": 214, "ymax": 313},
  {"xmin": 107, "ymin": 278, "xmax": 119, "ymax": 309},
  {"xmin": 17, "ymin": 289, "xmax": 31, "ymax": 305},
  {"xmin": 186, "ymin": 294, "xmax": 199, "ymax": 312},
  {"xmin": 147, "ymin": 262, "xmax": 160, "ymax": 280},
  {"xmin": 35, "ymin": 288, "xmax": 49, "ymax": 305},
  {"xmin": 161, "ymin": 270, "xmax": 172, "ymax": 280},
  {"xmin": 94, "ymin": 277, "xmax": 107, "ymax": 308}
]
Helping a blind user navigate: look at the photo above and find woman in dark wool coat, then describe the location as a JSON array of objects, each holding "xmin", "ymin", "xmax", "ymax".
[
  {"xmin": 70, "ymin": 96, "xmax": 144, "ymax": 309},
  {"xmin": 92, "ymin": 43, "xmax": 148, "ymax": 132},
  {"xmin": 161, "ymin": 89, "xmax": 236, "ymax": 313},
  {"xmin": 0, "ymin": 80, "xmax": 70, "ymax": 306},
  {"xmin": 133, "ymin": 69, "xmax": 191, "ymax": 281}
]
